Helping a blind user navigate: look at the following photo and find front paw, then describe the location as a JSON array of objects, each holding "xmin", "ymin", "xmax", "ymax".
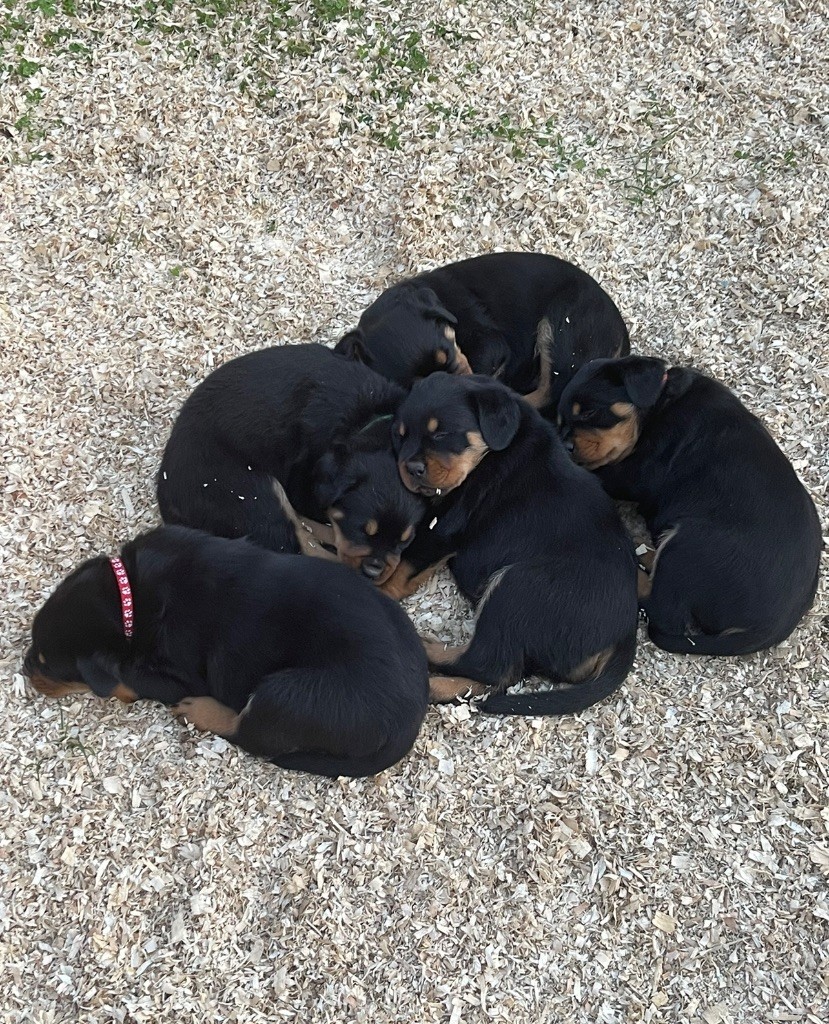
[{"xmin": 172, "ymin": 696, "xmax": 239, "ymax": 737}]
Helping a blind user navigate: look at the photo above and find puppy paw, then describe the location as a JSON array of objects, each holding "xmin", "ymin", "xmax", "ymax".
[{"xmin": 172, "ymin": 696, "xmax": 239, "ymax": 737}]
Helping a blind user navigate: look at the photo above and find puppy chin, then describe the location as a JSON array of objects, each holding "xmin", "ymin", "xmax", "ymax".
[{"xmin": 373, "ymin": 557, "xmax": 401, "ymax": 586}]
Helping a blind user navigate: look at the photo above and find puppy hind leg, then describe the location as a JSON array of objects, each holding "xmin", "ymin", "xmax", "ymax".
[
  {"xmin": 270, "ymin": 479, "xmax": 338, "ymax": 560},
  {"xmin": 522, "ymin": 317, "xmax": 553, "ymax": 409}
]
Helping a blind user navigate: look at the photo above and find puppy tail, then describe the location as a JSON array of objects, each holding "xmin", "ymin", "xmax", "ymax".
[
  {"xmin": 480, "ymin": 631, "xmax": 636, "ymax": 716},
  {"xmin": 522, "ymin": 317, "xmax": 554, "ymax": 410}
]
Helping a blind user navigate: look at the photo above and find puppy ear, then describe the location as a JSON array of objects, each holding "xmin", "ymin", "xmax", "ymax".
[
  {"xmin": 334, "ymin": 329, "xmax": 372, "ymax": 365},
  {"xmin": 415, "ymin": 286, "xmax": 458, "ymax": 326},
  {"xmin": 621, "ymin": 357, "xmax": 667, "ymax": 407},
  {"xmin": 471, "ymin": 382, "xmax": 521, "ymax": 451},
  {"xmin": 77, "ymin": 652, "xmax": 123, "ymax": 698},
  {"xmin": 313, "ymin": 449, "xmax": 356, "ymax": 508}
]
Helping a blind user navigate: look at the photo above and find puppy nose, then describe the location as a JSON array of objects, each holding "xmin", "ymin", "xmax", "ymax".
[
  {"xmin": 361, "ymin": 558, "xmax": 385, "ymax": 579},
  {"xmin": 406, "ymin": 459, "xmax": 426, "ymax": 479}
]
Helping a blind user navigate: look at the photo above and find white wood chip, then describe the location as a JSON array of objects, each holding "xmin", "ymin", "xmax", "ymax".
[{"xmin": 2, "ymin": 3, "xmax": 827, "ymax": 1022}]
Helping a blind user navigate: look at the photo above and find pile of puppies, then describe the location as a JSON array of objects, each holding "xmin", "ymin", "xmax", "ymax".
[{"xmin": 25, "ymin": 252, "xmax": 822, "ymax": 778}]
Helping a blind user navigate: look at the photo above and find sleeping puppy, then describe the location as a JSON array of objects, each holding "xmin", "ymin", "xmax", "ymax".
[
  {"xmin": 23, "ymin": 526, "xmax": 429, "ymax": 778},
  {"xmin": 336, "ymin": 252, "xmax": 629, "ymax": 411},
  {"xmin": 383, "ymin": 373, "xmax": 639, "ymax": 715},
  {"xmin": 558, "ymin": 356, "xmax": 822, "ymax": 654},
  {"xmin": 157, "ymin": 344, "xmax": 427, "ymax": 585}
]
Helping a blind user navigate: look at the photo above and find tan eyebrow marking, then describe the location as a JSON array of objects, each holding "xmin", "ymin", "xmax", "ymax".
[
  {"xmin": 435, "ymin": 350, "xmax": 448, "ymax": 366},
  {"xmin": 398, "ymin": 422, "xmax": 406, "ymax": 437},
  {"xmin": 365, "ymin": 519, "xmax": 378, "ymax": 536},
  {"xmin": 572, "ymin": 402, "xmax": 581, "ymax": 416},
  {"xmin": 401, "ymin": 525, "xmax": 414, "ymax": 543},
  {"xmin": 427, "ymin": 417, "xmax": 439, "ymax": 433},
  {"xmin": 444, "ymin": 325, "xmax": 456, "ymax": 341}
]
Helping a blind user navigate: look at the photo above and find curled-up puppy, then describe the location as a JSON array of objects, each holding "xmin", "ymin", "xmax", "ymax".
[
  {"xmin": 558, "ymin": 356, "xmax": 822, "ymax": 654},
  {"xmin": 336, "ymin": 251, "xmax": 629, "ymax": 411},
  {"xmin": 157, "ymin": 343, "xmax": 427, "ymax": 585},
  {"xmin": 23, "ymin": 527, "xmax": 429, "ymax": 778},
  {"xmin": 383, "ymin": 373, "xmax": 639, "ymax": 716}
]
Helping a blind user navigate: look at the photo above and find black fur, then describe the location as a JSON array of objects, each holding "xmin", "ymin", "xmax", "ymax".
[
  {"xmin": 559, "ymin": 357, "xmax": 822, "ymax": 654},
  {"xmin": 391, "ymin": 373, "xmax": 639, "ymax": 715},
  {"xmin": 157, "ymin": 344, "xmax": 427, "ymax": 583},
  {"xmin": 336, "ymin": 252, "xmax": 629, "ymax": 409},
  {"xmin": 23, "ymin": 527, "xmax": 429, "ymax": 778}
]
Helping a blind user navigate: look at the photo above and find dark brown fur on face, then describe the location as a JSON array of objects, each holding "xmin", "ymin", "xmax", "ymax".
[
  {"xmin": 400, "ymin": 432, "xmax": 489, "ymax": 494},
  {"xmin": 559, "ymin": 356, "xmax": 823, "ymax": 656},
  {"xmin": 335, "ymin": 252, "xmax": 630, "ymax": 409},
  {"xmin": 571, "ymin": 401, "xmax": 639, "ymax": 469},
  {"xmin": 388, "ymin": 373, "xmax": 639, "ymax": 716}
]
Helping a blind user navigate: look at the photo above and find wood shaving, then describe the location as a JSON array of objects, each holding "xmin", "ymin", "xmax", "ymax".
[{"xmin": 1, "ymin": 2, "xmax": 827, "ymax": 1023}]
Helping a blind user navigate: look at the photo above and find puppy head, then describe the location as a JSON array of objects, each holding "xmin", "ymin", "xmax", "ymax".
[
  {"xmin": 336, "ymin": 284, "xmax": 471, "ymax": 386},
  {"xmin": 393, "ymin": 374, "xmax": 521, "ymax": 496},
  {"xmin": 314, "ymin": 447, "xmax": 426, "ymax": 583},
  {"xmin": 558, "ymin": 356, "xmax": 667, "ymax": 469},
  {"xmin": 23, "ymin": 558, "xmax": 137, "ymax": 703}
]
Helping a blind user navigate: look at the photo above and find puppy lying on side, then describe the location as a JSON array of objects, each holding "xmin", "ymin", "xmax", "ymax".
[
  {"xmin": 383, "ymin": 373, "xmax": 639, "ymax": 715},
  {"xmin": 336, "ymin": 252, "xmax": 629, "ymax": 411},
  {"xmin": 558, "ymin": 356, "xmax": 822, "ymax": 654},
  {"xmin": 157, "ymin": 344, "xmax": 426, "ymax": 585},
  {"xmin": 23, "ymin": 527, "xmax": 430, "ymax": 778}
]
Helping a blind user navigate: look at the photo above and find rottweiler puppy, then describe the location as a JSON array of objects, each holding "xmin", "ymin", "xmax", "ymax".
[
  {"xmin": 558, "ymin": 356, "xmax": 822, "ymax": 654},
  {"xmin": 336, "ymin": 252, "xmax": 629, "ymax": 411},
  {"xmin": 157, "ymin": 344, "xmax": 427, "ymax": 585},
  {"xmin": 383, "ymin": 373, "xmax": 639, "ymax": 715},
  {"xmin": 23, "ymin": 526, "xmax": 430, "ymax": 778}
]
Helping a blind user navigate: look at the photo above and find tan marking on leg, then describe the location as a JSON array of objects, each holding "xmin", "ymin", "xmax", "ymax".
[
  {"xmin": 566, "ymin": 646, "xmax": 613, "ymax": 683},
  {"xmin": 422, "ymin": 641, "xmax": 469, "ymax": 666},
  {"xmin": 272, "ymin": 478, "xmax": 337, "ymax": 559},
  {"xmin": 475, "ymin": 565, "xmax": 511, "ymax": 616},
  {"xmin": 523, "ymin": 316, "xmax": 554, "ymax": 409},
  {"xmin": 28, "ymin": 675, "xmax": 90, "ymax": 698},
  {"xmin": 380, "ymin": 554, "xmax": 454, "ymax": 601},
  {"xmin": 173, "ymin": 696, "xmax": 240, "ymax": 738},
  {"xmin": 429, "ymin": 675, "xmax": 491, "ymax": 704},
  {"xmin": 637, "ymin": 568, "xmax": 653, "ymax": 599},
  {"xmin": 650, "ymin": 526, "xmax": 679, "ymax": 581},
  {"xmin": 637, "ymin": 544, "xmax": 657, "ymax": 572},
  {"xmin": 112, "ymin": 683, "xmax": 138, "ymax": 703},
  {"xmin": 453, "ymin": 343, "xmax": 473, "ymax": 375}
]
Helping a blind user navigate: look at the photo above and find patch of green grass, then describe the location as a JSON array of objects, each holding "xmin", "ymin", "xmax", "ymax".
[
  {"xmin": 611, "ymin": 98, "xmax": 684, "ymax": 207},
  {"xmin": 734, "ymin": 146, "xmax": 800, "ymax": 173},
  {"xmin": 311, "ymin": 0, "xmax": 356, "ymax": 23},
  {"xmin": 16, "ymin": 55, "xmax": 41, "ymax": 76}
]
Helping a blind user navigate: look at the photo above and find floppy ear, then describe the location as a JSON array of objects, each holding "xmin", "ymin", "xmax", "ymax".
[
  {"xmin": 621, "ymin": 357, "xmax": 667, "ymax": 407},
  {"xmin": 414, "ymin": 286, "xmax": 458, "ymax": 326},
  {"xmin": 471, "ymin": 383, "xmax": 521, "ymax": 451},
  {"xmin": 313, "ymin": 450, "xmax": 357, "ymax": 508},
  {"xmin": 77, "ymin": 652, "xmax": 123, "ymax": 698},
  {"xmin": 334, "ymin": 329, "xmax": 372, "ymax": 365}
]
